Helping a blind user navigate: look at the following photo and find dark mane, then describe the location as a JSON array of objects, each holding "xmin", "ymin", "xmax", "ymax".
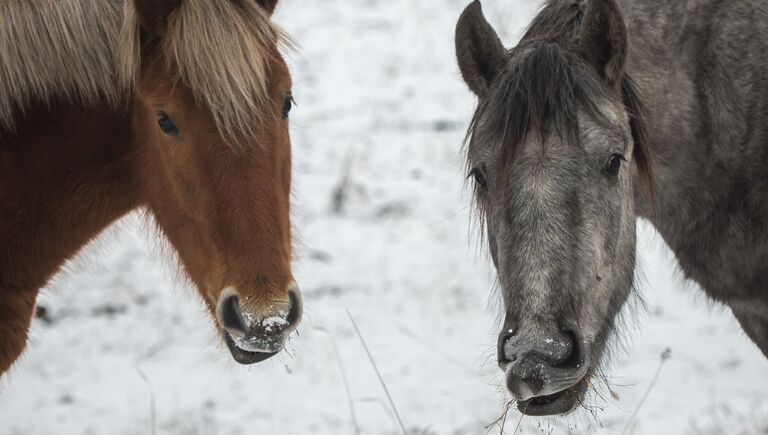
[
  {"xmin": 465, "ymin": 0, "xmax": 655, "ymax": 203},
  {"xmin": 522, "ymin": 0, "xmax": 584, "ymax": 43}
]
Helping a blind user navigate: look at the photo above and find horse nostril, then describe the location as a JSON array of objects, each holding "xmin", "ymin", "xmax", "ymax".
[
  {"xmin": 552, "ymin": 329, "xmax": 580, "ymax": 369},
  {"xmin": 500, "ymin": 326, "xmax": 581, "ymax": 369},
  {"xmin": 539, "ymin": 329, "xmax": 578, "ymax": 368},
  {"xmin": 220, "ymin": 295, "xmax": 246, "ymax": 335},
  {"xmin": 497, "ymin": 327, "xmax": 517, "ymax": 365},
  {"xmin": 285, "ymin": 286, "xmax": 303, "ymax": 327}
]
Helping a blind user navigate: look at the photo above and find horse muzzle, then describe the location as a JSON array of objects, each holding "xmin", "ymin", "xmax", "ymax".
[
  {"xmin": 498, "ymin": 323, "xmax": 590, "ymax": 415},
  {"xmin": 216, "ymin": 284, "xmax": 302, "ymax": 364}
]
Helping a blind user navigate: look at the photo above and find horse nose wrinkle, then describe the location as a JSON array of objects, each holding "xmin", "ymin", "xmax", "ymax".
[{"xmin": 501, "ymin": 325, "xmax": 578, "ymax": 368}]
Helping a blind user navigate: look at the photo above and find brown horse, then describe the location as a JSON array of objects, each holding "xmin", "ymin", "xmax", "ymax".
[{"xmin": 0, "ymin": 0, "xmax": 302, "ymax": 374}]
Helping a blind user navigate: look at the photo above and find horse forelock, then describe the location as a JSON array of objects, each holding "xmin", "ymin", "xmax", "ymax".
[
  {"xmin": 0, "ymin": 0, "xmax": 123, "ymax": 131},
  {"xmin": 464, "ymin": 0, "xmax": 655, "ymax": 207},
  {"xmin": 0, "ymin": 0, "xmax": 289, "ymax": 139},
  {"xmin": 121, "ymin": 0, "xmax": 293, "ymax": 140}
]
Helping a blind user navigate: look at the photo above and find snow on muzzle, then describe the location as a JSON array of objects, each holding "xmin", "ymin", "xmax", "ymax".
[
  {"xmin": 498, "ymin": 323, "xmax": 590, "ymax": 416},
  {"xmin": 215, "ymin": 284, "xmax": 302, "ymax": 364}
]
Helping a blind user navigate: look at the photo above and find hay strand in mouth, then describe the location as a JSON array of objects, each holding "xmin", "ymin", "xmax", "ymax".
[{"xmin": 484, "ymin": 399, "xmax": 521, "ymax": 434}]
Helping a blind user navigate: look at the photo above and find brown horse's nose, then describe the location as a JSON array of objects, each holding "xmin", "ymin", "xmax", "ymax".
[{"xmin": 217, "ymin": 285, "xmax": 302, "ymax": 364}]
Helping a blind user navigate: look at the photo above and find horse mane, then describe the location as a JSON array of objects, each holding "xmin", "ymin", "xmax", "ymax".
[
  {"xmin": 0, "ymin": 0, "xmax": 288, "ymax": 138},
  {"xmin": 466, "ymin": 0, "xmax": 656, "ymax": 203}
]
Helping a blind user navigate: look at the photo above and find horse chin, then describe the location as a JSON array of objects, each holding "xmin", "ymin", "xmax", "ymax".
[
  {"xmin": 515, "ymin": 377, "xmax": 588, "ymax": 416},
  {"xmin": 223, "ymin": 331, "xmax": 280, "ymax": 364}
]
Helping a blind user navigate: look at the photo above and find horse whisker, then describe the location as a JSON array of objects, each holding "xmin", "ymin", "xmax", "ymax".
[{"xmin": 484, "ymin": 399, "xmax": 515, "ymax": 434}]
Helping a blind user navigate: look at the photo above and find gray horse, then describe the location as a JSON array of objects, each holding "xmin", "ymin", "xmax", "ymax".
[{"xmin": 456, "ymin": 0, "xmax": 768, "ymax": 416}]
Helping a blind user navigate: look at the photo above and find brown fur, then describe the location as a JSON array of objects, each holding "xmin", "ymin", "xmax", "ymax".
[{"xmin": 0, "ymin": 0, "xmax": 295, "ymax": 374}]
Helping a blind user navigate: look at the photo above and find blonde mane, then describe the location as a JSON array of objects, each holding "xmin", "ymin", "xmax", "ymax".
[{"xmin": 0, "ymin": 0, "xmax": 286, "ymax": 137}]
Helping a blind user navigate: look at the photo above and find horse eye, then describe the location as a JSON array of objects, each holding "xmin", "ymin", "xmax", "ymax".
[
  {"xmin": 282, "ymin": 94, "xmax": 293, "ymax": 119},
  {"xmin": 604, "ymin": 154, "xmax": 624, "ymax": 176},
  {"xmin": 469, "ymin": 168, "xmax": 488, "ymax": 189},
  {"xmin": 157, "ymin": 113, "xmax": 179, "ymax": 135}
]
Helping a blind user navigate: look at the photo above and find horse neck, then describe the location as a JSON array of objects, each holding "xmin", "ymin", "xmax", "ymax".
[
  {"xmin": 622, "ymin": 0, "xmax": 722, "ymax": 216},
  {"xmin": 623, "ymin": 0, "xmax": 768, "ymax": 305},
  {"xmin": 0, "ymin": 98, "xmax": 140, "ymax": 293}
]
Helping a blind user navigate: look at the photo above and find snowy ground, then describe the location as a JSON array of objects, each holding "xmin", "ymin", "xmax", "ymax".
[{"xmin": 2, "ymin": 0, "xmax": 767, "ymax": 434}]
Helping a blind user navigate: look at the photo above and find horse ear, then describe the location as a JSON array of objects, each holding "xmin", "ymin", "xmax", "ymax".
[
  {"xmin": 133, "ymin": 0, "xmax": 182, "ymax": 36},
  {"xmin": 580, "ymin": 0, "xmax": 628, "ymax": 90},
  {"xmin": 256, "ymin": 0, "xmax": 279, "ymax": 15},
  {"xmin": 455, "ymin": 1, "xmax": 506, "ymax": 97}
]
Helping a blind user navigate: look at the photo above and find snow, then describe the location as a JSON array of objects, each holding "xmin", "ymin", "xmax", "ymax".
[
  {"xmin": 1, "ymin": 0, "xmax": 767, "ymax": 434},
  {"xmin": 230, "ymin": 330, "xmax": 283, "ymax": 353}
]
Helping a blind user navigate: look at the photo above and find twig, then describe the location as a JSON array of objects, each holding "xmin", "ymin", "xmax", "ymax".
[
  {"xmin": 622, "ymin": 348, "xmax": 672, "ymax": 435},
  {"xmin": 510, "ymin": 409, "xmax": 525, "ymax": 435},
  {"xmin": 314, "ymin": 326, "xmax": 361, "ymax": 435},
  {"xmin": 346, "ymin": 309, "xmax": 408, "ymax": 435},
  {"xmin": 134, "ymin": 365, "xmax": 157, "ymax": 435}
]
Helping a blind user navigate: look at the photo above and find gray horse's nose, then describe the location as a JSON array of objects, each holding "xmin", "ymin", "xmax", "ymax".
[
  {"xmin": 500, "ymin": 326, "xmax": 575, "ymax": 366},
  {"xmin": 499, "ymin": 324, "xmax": 583, "ymax": 400}
]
